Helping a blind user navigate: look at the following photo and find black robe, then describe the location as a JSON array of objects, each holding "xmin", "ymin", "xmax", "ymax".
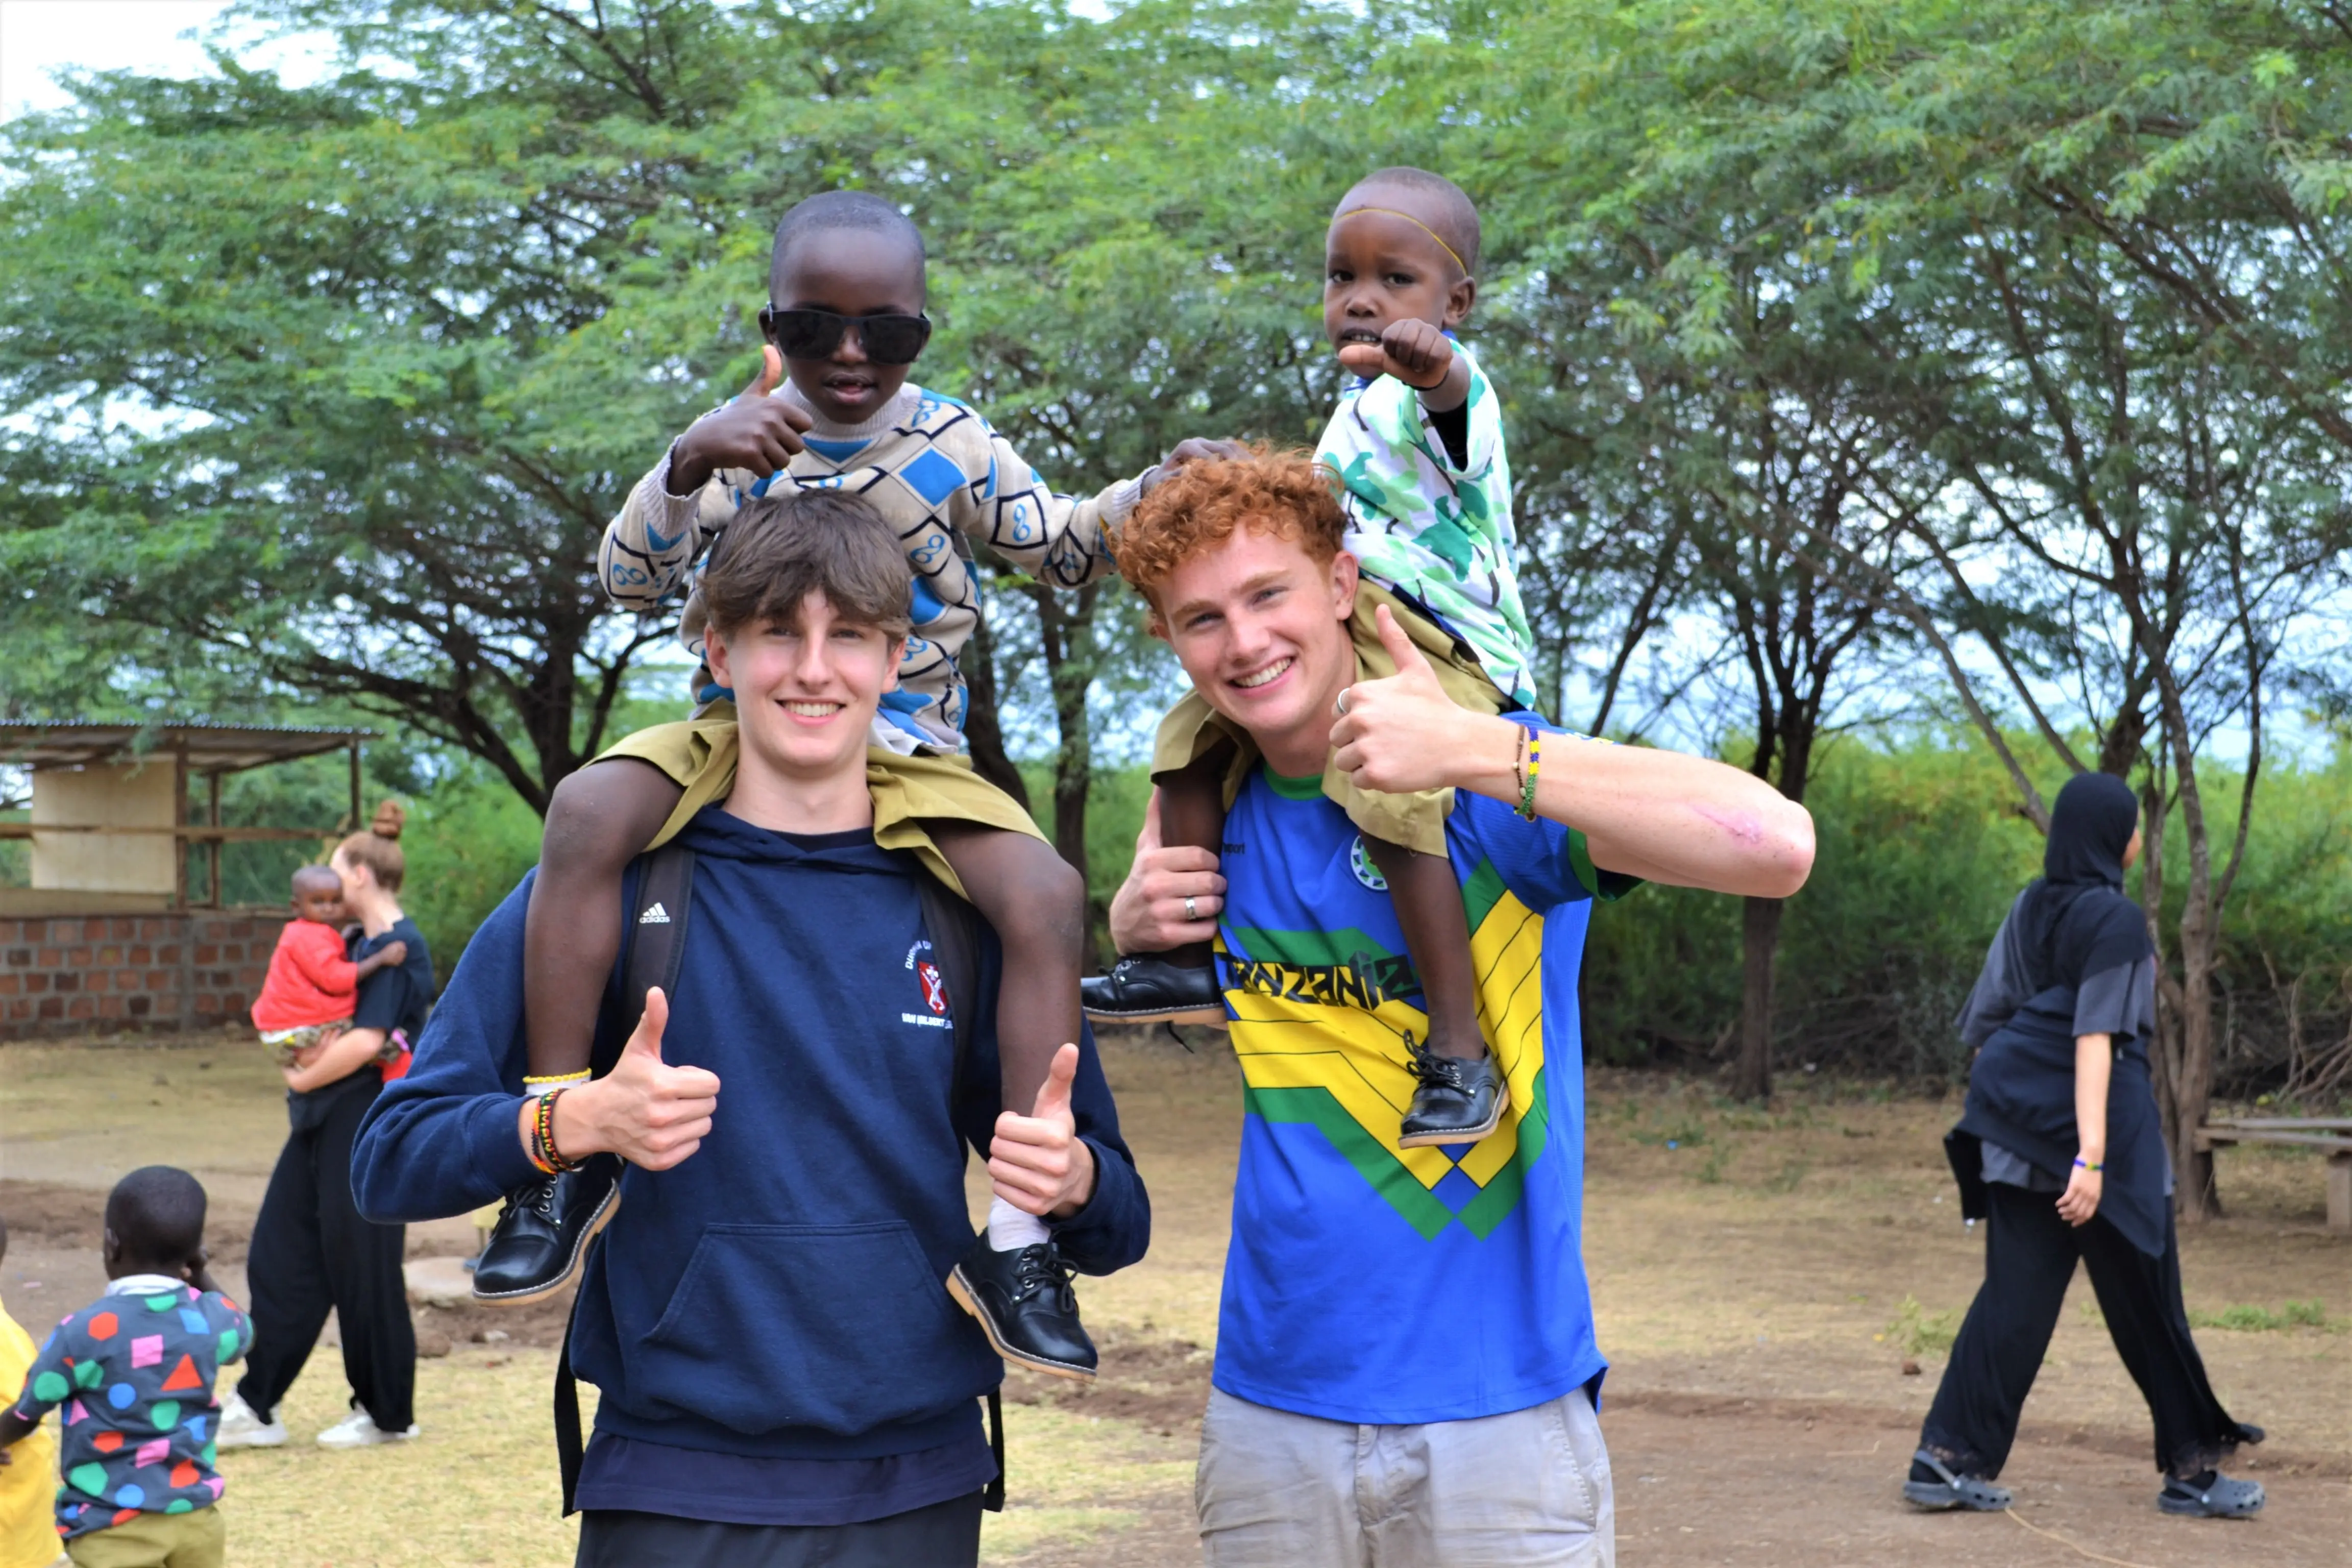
[{"xmin": 1946, "ymin": 774, "xmax": 2171, "ymax": 1257}]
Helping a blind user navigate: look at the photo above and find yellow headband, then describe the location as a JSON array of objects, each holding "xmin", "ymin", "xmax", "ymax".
[{"xmin": 1332, "ymin": 205, "xmax": 1470, "ymax": 276}]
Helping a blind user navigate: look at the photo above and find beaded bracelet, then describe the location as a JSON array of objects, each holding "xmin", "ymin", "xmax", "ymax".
[
  {"xmin": 1517, "ymin": 728, "xmax": 1544, "ymax": 820},
  {"xmin": 532, "ymin": 1087, "xmax": 582, "ymax": 1174},
  {"xmin": 523, "ymin": 1102, "xmax": 557, "ymax": 1176}
]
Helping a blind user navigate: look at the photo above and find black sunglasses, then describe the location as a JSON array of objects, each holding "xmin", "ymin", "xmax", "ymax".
[{"xmin": 758, "ymin": 305, "xmax": 932, "ymax": 366}]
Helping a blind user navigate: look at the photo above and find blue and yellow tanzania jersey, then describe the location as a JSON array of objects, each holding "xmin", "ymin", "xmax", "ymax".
[{"xmin": 1213, "ymin": 727, "xmax": 1634, "ymax": 1425}]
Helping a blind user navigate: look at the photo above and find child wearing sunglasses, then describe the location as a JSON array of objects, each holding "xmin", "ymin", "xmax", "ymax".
[
  {"xmin": 1087, "ymin": 168, "xmax": 1538, "ymax": 1153},
  {"xmin": 478, "ymin": 191, "xmax": 1160, "ymax": 1382}
]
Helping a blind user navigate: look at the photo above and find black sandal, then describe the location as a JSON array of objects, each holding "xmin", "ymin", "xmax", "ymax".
[{"xmin": 1902, "ymin": 1450, "xmax": 2013, "ymax": 1512}]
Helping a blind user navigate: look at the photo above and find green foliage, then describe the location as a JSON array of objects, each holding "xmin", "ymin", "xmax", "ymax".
[
  {"xmin": 2187, "ymin": 1300, "xmax": 2342, "ymax": 1334},
  {"xmin": 1586, "ymin": 729, "xmax": 2047, "ymax": 1076},
  {"xmin": 1578, "ymin": 728, "xmax": 2352, "ymax": 1091},
  {"xmin": 1880, "ymin": 1294, "xmax": 1960, "ymax": 1359},
  {"xmin": 6, "ymin": 0, "xmax": 2352, "ymax": 1116},
  {"xmin": 398, "ymin": 769, "xmax": 546, "ymax": 977},
  {"xmin": 1021, "ymin": 759, "xmax": 1150, "ymax": 946}
]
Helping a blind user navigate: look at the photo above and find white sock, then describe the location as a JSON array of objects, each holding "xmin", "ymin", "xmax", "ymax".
[{"xmin": 987, "ymin": 1195, "xmax": 1050, "ymax": 1251}]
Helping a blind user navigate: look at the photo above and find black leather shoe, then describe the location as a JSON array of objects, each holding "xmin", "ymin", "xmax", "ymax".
[
  {"xmin": 471, "ymin": 1158, "xmax": 620, "ymax": 1305},
  {"xmin": 946, "ymin": 1235, "xmax": 1098, "ymax": 1381},
  {"xmin": 1082, "ymin": 955, "xmax": 1226, "ymax": 1025},
  {"xmin": 1396, "ymin": 1034, "xmax": 1504, "ymax": 1148}
]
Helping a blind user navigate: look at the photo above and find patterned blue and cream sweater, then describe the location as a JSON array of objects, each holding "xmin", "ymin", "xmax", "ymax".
[{"xmin": 600, "ymin": 383, "xmax": 1142, "ymax": 753}]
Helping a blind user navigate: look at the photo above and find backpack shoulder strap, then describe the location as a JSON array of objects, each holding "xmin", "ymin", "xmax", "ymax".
[
  {"xmin": 559, "ymin": 840, "xmax": 697, "ymax": 1515},
  {"xmin": 908, "ymin": 868, "xmax": 1006, "ymax": 1513},
  {"xmin": 591, "ymin": 842, "xmax": 697, "ymax": 1075}
]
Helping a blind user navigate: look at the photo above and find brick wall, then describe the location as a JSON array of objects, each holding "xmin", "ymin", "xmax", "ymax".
[{"xmin": 0, "ymin": 911, "xmax": 291, "ymax": 1038}]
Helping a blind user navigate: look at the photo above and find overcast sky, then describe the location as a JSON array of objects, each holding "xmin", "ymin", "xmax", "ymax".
[{"xmin": 0, "ymin": 0, "xmax": 331, "ymax": 120}]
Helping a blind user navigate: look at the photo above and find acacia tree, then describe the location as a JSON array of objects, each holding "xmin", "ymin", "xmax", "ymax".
[
  {"xmin": 1474, "ymin": 0, "xmax": 1952, "ymax": 1099},
  {"xmin": 0, "ymin": 0, "xmax": 1385, "ymax": 889},
  {"xmin": 0, "ymin": 0, "xmax": 836, "ymax": 810},
  {"xmin": 1563, "ymin": 0, "xmax": 2352, "ymax": 1196},
  {"xmin": 1830, "ymin": 1, "xmax": 2352, "ymax": 1214}
]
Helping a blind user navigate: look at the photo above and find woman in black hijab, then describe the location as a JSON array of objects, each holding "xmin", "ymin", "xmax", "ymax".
[{"xmin": 1904, "ymin": 772, "xmax": 2264, "ymax": 1520}]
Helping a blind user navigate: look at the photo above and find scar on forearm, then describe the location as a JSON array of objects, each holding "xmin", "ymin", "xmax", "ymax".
[{"xmin": 1690, "ymin": 802, "xmax": 1767, "ymax": 845}]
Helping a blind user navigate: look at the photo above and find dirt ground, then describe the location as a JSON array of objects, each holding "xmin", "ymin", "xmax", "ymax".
[{"xmin": 2, "ymin": 1028, "xmax": 2346, "ymax": 1567}]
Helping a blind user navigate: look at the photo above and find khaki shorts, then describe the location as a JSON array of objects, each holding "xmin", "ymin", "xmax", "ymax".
[
  {"xmin": 65, "ymin": 1506, "xmax": 225, "ymax": 1568},
  {"xmin": 1196, "ymin": 1385, "xmax": 1614, "ymax": 1567},
  {"xmin": 1151, "ymin": 582, "xmax": 1509, "ymax": 857},
  {"xmin": 595, "ymin": 711, "xmax": 1044, "ymax": 900}
]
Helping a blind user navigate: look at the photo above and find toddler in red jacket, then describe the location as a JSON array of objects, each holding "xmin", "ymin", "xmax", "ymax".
[{"xmin": 249, "ymin": 866, "xmax": 407, "ymax": 1068}]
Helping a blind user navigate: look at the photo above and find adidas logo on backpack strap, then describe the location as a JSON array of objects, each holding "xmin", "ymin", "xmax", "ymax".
[{"xmin": 639, "ymin": 902, "xmax": 671, "ymax": 925}]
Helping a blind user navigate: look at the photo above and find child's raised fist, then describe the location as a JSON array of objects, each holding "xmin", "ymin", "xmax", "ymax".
[{"xmin": 1336, "ymin": 318, "xmax": 1455, "ymax": 394}]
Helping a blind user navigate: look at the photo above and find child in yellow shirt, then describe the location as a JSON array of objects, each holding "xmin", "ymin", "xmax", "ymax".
[{"xmin": 0, "ymin": 1216, "xmax": 64, "ymax": 1568}]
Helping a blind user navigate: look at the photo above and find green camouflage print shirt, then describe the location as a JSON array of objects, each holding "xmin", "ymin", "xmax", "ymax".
[{"xmin": 1316, "ymin": 340, "xmax": 1536, "ymax": 708}]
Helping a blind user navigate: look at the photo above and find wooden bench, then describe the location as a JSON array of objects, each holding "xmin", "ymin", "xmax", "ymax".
[{"xmin": 2195, "ymin": 1118, "xmax": 2352, "ymax": 1232}]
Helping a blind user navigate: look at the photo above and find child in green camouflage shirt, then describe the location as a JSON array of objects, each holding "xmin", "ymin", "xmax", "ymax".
[{"xmin": 1087, "ymin": 168, "xmax": 1533, "ymax": 1150}]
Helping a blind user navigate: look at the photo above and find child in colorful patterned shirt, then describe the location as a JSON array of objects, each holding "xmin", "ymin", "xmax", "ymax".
[
  {"xmin": 249, "ymin": 867, "xmax": 410, "ymax": 1069},
  {"xmin": 479, "ymin": 190, "xmax": 1170, "ymax": 1380},
  {"xmin": 1090, "ymin": 168, "xmax": 1531, "ymax": 1149},
  {"xmin": 0, "ymin": 1168, "xmax": 251, "ymax": 1568}
]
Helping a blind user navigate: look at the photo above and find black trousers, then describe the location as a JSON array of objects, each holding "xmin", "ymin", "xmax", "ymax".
[
  {"xmin": 1919, "ymin": 1181, "xmax": 2249, "ymax": 1480},
  {"xmin": 574, "ymin": 1494, "xmax": 985, "ymax": 1568},
  {"xmin": 237, "ymin": 1073, "xmax": 416, "ymax": 1431}
]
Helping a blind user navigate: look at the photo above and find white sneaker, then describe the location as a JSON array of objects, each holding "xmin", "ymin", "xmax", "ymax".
[
  {"xmin": 314, "ymin": 1408, "xmax": 419, "ymax": 1449},
  {"xmin": 212, "ymin": 1391, "xmax": 287, "ymax": 1450}
]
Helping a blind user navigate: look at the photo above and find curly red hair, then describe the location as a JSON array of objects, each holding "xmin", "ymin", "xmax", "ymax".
[{"xmin": 1116, "ymin": 446, "xmax": 1347, "ymax": 617}]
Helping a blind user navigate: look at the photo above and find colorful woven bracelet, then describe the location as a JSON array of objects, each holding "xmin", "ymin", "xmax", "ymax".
[
  {"xmin": 534, "ymin": 1088, "xmax": 582, "ymax": 1173},
  {"xmin": 523, "ymin": 1096, "xmax": 558, "ymax": 1175},
  {"xmin": 1517, "ymin": 728, "xmax": 1543, "ymax": 820},
  {"xmin": 524, "ymin": 1069, "xmax": 593, "ymax": 1088},
  {"xmin": 2073, "ymin": 1157, "xmax": 2103, "ymax": 1172}
]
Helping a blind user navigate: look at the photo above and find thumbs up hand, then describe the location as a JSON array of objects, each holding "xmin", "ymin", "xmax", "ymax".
[
  {"xmin": 987, "ymin": 1043, "xmax": 1098, "ymax": 1220},
  {"xmin": 1331, "ymin": 604, "xmax": 1516, "ymax": 796},
  {"xmin": 536, "ymin": 987, "xmax": 723, "ymax": 1173},
  {"xmin": 669, "ymin": 343, "xmax": 815, "ymax": 494}
]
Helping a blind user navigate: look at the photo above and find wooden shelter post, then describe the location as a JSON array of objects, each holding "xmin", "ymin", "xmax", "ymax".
[
  {"xmin": 173, "ymin": 743, "xmax": 189, "ymax": 911},
  {"xmin": 206, "ymin": 772, "xmax": 223, "ymax": 908}
]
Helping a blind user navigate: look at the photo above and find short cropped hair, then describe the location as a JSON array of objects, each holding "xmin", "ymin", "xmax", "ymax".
[
  {"xmin": 1116, "ymin": 447, "xmax": 1348, "ymax": 612},
  {"xmin": 106, "ymin": 1166, "xmax": 207, "ymax": 1267},
  {"xmin": 770, "ymin": 190, "xmax": 926, "ymax": 294},
  {"xmin": 702, "ymin": 490, "xmax": 914, "ymax": 640},
  {"xmin": 1344, "ymin": 167, "xmax": 1481, "ymax": 276},
  {"xmin": 290, "ymin": 864, "xmax": 341, "ymax": 898}
]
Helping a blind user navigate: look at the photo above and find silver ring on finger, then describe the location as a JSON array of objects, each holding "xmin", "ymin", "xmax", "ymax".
[
  {"xmin": 1334, "ymin": 687, "xmax": 1353, "ymax": 717},
  {"xmin": 1184, "ymin": 896, "xmax": 1198, "ymax": 921}
]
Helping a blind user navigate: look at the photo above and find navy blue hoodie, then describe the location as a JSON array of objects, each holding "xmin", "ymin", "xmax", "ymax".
[{"xmin": 353, "ymin": 809, "xmax": 1149, "ymax": 1461}]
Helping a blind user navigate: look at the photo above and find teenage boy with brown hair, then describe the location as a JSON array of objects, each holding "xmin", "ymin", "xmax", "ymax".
[
  {"xmin": 356, "ymin": 489, "xmax": 1149, "ymax": 1567},
  {"xmin": 479, "ymin": 192, "xmax": 1169, "ymax": 1380}
]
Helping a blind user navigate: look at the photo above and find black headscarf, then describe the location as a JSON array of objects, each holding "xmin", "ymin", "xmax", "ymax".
[{"xmin": 2015, "ymin": 772, "xmax": 2148, "ymax": 995}]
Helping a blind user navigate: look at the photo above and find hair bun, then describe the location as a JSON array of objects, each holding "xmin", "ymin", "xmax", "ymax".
[{"xmin": 370, "ymin": 800, "xmax": 407, "ymax": 841}]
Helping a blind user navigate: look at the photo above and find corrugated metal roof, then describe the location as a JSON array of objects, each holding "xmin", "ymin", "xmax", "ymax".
[{"xmin": 0, "ymin": 721, "xmax": 378, "ymax": 773}]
